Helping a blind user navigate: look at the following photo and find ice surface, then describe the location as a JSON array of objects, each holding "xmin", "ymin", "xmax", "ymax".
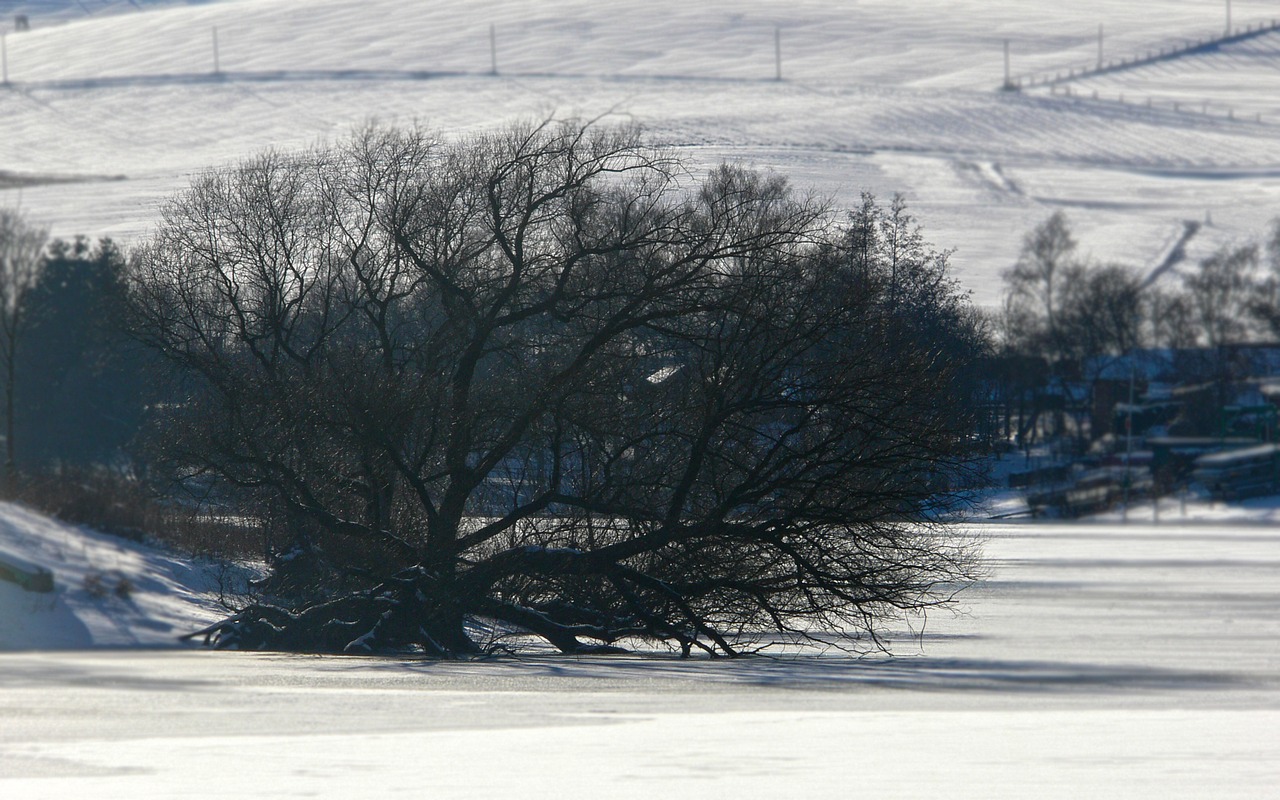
[{"xmin": 0, "ymin": 502, "xmax": 1277, "ymax": 796}]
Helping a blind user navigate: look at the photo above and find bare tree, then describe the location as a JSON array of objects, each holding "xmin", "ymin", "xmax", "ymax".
[
  {"xmin": 1246, "ymin": 219, "xmax": 1280, "ymax": 339},
  {"xmin": 0, "ymin": 209, "xmax": 48, "ymax": 485},
  {"xmin": 997, "ymin": 212, "xmax": 1088, "ymax": 443},
  {"xmin": 1185, "ymin": 243, "xmax": 1259, "ymax": 348},
  {"xmin": 1056, "ymin": 262, "xmax": 1145, "ymax": 378},
  {"xmin": 1002, "ymin": 211, "xmax": 1080, "ymax": 363},
  {"xmin": 128, "ymin": 120, "xmax": 984, "ymax": 657},
  {"xmin": 1142, "ymin": 285, "xmax": 1197, "ymax": 352}
]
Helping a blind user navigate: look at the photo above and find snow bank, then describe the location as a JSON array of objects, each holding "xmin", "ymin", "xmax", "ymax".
[{"xmin": 0, "ymin": 502, "xmax": 236, "ymax": 650}]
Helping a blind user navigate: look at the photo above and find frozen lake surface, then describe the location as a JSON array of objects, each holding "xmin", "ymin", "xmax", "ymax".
[{"xmin": 2, "ymin": 519, "xmax": 1277, "ymax": 797}]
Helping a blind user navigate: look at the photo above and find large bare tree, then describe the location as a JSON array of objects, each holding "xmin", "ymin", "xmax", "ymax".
[
  {"xmin": 127, "ymin": 120, "xmax": 984, "ymax": 657},
  {"xmin": 1001, "ymin": 210, "xmax": 1083, "ymax": 365}
]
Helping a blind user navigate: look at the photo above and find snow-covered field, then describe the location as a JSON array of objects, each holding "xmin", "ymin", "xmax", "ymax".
[
  {"xmin": 1, "ymin": 501, "xmax": 1278, "ymax": 797},
  {"xmin": 3, "ymin": 1, "xmax": 1280, "ymax": 303}
]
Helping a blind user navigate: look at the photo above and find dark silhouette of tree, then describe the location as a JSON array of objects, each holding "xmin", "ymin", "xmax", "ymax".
[
  {"xmin": 18, "ymin": 237, "xmax": 151, "ymax": 468},
  {"xmin": 1057, "ymin": 263, "xmax": 1143, "ymax": 366},
  {"xmin": 1002, "ymin": 210, "xmax": 1080, "ymax": 363},
  {"xmin": 1245, "ymin": 220, "xmax": 1280, "ymax": 340},
  {"xmin": 1142, "ymin": 285, "xmax": 1197, "ymax": 352},
  {"xmin": 0, "ymin": 209, "xmax": 48, "ymax": 484},
  {"xmin": 997, "ymin": 212, "xmax": 1087, "ymax": 444},
  {"xmin": 1186, "ymin": 243, "xmax": 1258, "ymax": 349},
  {"xmin": 127, "ymin": 121, "xmax": 984, "ymax": 657}
]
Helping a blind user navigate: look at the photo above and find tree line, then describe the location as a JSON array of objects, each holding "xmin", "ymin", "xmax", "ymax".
[
  {"xmin": 0, "ymin": 214, "xmax": 150, "ymax": 481},
  {"xmin": 992, "ymin": 210, "xmax": 1280, "ymax": 447}
]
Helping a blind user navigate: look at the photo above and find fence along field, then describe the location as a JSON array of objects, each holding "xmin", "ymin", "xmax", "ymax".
[
  {"xmin": 2, "ymin": 1, "xmax": 1279, "ymax": 110},
  {"xmin": 1004, "ymin": 13, "xmax": 1280, "ymax": 124}
]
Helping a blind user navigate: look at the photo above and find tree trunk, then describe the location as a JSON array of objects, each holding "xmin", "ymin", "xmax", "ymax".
[{"xmin": 5, "ymin": 344, "xmax": 15, "ymax": 494}]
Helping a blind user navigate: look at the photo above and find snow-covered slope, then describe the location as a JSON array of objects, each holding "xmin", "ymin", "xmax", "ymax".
[
  {"xmin": 3, "ymin": 1, "xmax": 190, "ymax": 23},
  {"xmin": 2, "ymin": 0, "xmax": 1280, "ymax": 304},
  {"xmin": 0, "ymin": 502, "xmax": 233, "ymax": 649}
]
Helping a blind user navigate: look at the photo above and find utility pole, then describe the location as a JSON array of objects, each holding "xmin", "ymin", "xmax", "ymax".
[
  {"xmin": 774, "ymin": 26, "xmax": 782, "ymax": 81},
  {"xmin": 1003, "ymin": 38, "xmax": 1010, "ymax": 88},
  {"xmin": 212, "ymin": 26, "xmax": 220, "ymax": 74},
  {"xmin": 489, "ymin": 23, "xmax": 497, "ymax": 75},
  {"xmin": 1097, "ymin": 24, "xmax": 1104, "ymax": 69}
]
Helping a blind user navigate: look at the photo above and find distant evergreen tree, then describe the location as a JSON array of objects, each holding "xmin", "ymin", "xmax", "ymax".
[{"xmin": 17, "ymin": 237, "xmax": 152, "ymax": 468}]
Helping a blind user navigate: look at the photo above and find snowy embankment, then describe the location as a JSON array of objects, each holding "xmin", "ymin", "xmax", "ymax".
[{"xmin": 0, "ymin": 502, "xmax": 233, "ymax": 649}]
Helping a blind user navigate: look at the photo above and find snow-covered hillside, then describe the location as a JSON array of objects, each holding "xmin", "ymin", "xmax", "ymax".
[
  {"xmin": 2, "ymin": 1, "xmax": 195, "ymax": 23},
  {"xmin": 0, "ymin": 502, "xmax": 235, "ymax": 649},
  {"xmin": 2, "ymin": 0, "xmax": 1280, "ymax": 303}
]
